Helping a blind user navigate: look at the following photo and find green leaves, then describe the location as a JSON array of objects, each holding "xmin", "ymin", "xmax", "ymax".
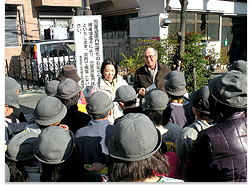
[{"xmin": 120, "ymin": 31, "xmax": 216, "ymax": 93}]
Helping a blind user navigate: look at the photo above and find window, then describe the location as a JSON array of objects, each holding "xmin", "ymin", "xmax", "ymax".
[
  {"xmin": 39, "ymin": 19, "xmax": 72, "ymax": 40},
  {"xmin": 221, "ymin": 16, "xmax": 247, "ymax": 62},
  {"xmin": 5, "ymin": 11, "xmax": 19, "ymax": 46},
  {"xmin": 40, "ymin": 42, "xmax": 75, "ymax": 57},
  {"xmin": 169, "ymin": 12, "xmax": 220, "ymax": 41},
  {"xmin": 221, "ymin": 17, "xmax": 233, "ymax": 47}
]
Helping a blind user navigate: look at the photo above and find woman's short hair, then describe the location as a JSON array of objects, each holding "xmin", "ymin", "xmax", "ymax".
[
  {"xmin": 107, "ymin": 150, "xmax": 170, "ymax": 182},
  {"xmin": 101, "ymin": 59, "xmax": 118, "ymax": 79}
]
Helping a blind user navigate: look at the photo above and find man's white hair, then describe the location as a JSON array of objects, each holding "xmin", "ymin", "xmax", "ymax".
[{"xmin": 143, "ymin": 47, "xmax": 158, "ymax": 57}]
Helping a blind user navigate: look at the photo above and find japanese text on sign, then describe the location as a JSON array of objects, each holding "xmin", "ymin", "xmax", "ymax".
[{"xmin": 74, "ymin": 15, "xmax": 103, "ymax": 88}]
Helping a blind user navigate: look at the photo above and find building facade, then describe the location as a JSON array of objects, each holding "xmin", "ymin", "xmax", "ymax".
[
  {"xmin": 5, "ymin": 0, "xmax": 247, "ymax": 66},
  {"xmin": 5, "ymin": 0, "xmax": 81, "ymax": 62},
  {"xmin": 90, "ymin": 0, "xmax": 247, "ymax": 62}
]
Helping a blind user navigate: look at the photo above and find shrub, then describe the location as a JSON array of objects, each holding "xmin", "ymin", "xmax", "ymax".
[
  {"xmin": 168, "ymin": 31, "xmax": 212, "ymax": 92},
  {"xmin": 120, "ymin": 31, "xmax": 217, "ymax": 93}
]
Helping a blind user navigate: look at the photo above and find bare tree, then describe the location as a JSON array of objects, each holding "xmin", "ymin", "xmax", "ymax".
[{"xmin": 177, "ymin": 0, "xmax": 188, "ymax": 71}]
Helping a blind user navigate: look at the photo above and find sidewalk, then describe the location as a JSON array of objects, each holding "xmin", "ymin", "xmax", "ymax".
[
  {"xmin": 18, "ymin": 86, "xmax": 47, "ymax": 122},
  {"xmin": 18, "ymin": 86, "xmax": 46, "ymax": 98}
]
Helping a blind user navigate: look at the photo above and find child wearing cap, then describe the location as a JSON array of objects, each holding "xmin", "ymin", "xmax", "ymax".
[
  {"xmin": 183, "ymin": 71, "xmax": 247, "ymax": 182},
  {"xmin": 58, "ymin": 65, "xmax": 88, "ymax": 113},
  {"xmin": 5, "ymin": 76, "xmax": 27, "ymax": 123},
  {"xmin": 55, "ymin": 78, "xmax": 91, "ymax": 134},
  {"xmin": 142, "ymin": 89, "xmax": 182, "ymax": 179},
  {"xmin": 34, "ymin": 126, "xmax": 104, "ymax": 182},
  {"xmin": 74, "ymin": 91, "xmax": 115, "ymax": 176},
  {"xmin": 163, "ymin": 70, "xmax": 195, "ymax": 129},
  {"xmin": 5, "ymin": 132, "xmax": 41, "ymax": 182},
  {"xmin": 175, "ymin": 86, "xmax": 214, "ymax": 163},
  {"xmin": 25, "ymin": 96, "xmax": 69, "ymax": 134},
  {"xmin": 107, "ymin": 113, "xmax": 184, "ymax": 182},
  {"xmin": 5, "ymin": 91, "xmax": 28, "ymax": 151},
  {"xmin": 113, "ymin": 85, "xmax": 143, "ymax": 124},
  {"xmin": 227, "ymin": 60, "xmax": 247, "ymax": 75},
  {"xmin": 44, "ymin": 80, "xmax": 60, "ymax": 96},
  {"xmin": 142, "ymin": 89, "xmax": 181, "ymax": 144}
]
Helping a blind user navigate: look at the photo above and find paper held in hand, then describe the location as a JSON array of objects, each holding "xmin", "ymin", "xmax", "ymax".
[{"xmin": 146, "ymin": 84, "xmax": 157, "ymax": 92}]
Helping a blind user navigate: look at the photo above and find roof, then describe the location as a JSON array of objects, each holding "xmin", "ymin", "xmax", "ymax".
[{"xmin": 23, "ymin": 39, "xmax": 75, "ymax": 45}]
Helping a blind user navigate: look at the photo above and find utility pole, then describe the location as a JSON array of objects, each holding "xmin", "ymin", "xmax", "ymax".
[
  {"xmin": 84, "ymin": 0, "xmax": 92, "ymax": 15},
  {"xmin": 177, "ymin": 0, "xmax": 188, "ymax": 71},
  {"xmin": 77, "ymin": 0, "xmax": 92, "ymax": 15}
]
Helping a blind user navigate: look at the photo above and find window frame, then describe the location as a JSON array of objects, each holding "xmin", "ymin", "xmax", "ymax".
[{"xmin": 168, "ymin": 12, "xmax": 220, "ymax": 41}]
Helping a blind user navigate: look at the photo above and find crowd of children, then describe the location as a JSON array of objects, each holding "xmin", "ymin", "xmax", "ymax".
[{"xmin": 5, "ymin": 59, "xmax": 247, "ymax": 182}]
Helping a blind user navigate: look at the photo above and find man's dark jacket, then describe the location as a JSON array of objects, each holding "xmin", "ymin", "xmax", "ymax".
[
  {"xmin": 183, "ymin": 111, "xmax": 247, "ymax": 182},
  {"xmin": 133, "ymin": 62, "xmax": 171, "ymax": 95}
]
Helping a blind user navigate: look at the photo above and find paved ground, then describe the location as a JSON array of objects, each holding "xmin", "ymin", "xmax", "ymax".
[{"xmin": 18, "ymin": 87, "xmax": 46, "ymax": 122}]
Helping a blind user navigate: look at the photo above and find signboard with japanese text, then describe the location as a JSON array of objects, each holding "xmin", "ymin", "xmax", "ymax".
[{"xmin": 73, "ymin": 15, "xmax": 103, "ymax": 89}]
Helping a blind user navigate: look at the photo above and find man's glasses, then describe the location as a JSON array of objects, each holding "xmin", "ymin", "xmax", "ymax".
[{"xmin": 144, "ymin": 55, "xmax": 156, "ymax": 59}]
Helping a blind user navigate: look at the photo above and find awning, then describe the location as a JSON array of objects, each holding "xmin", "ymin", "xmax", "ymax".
[{"xmin": 38, "ymin": 12, "xmax": 73, "ymax": 18}]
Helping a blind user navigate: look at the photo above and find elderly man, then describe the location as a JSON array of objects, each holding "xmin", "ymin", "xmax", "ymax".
[{"xmin": 133, "ymin": 47, "xmax": 171, "ymax": 100}]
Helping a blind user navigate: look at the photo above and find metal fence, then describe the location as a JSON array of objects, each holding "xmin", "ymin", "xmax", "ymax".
[
  {"xmin": 103, "ymin": 45, "xmax": 138, "ymax": 63},
  {"xmin": 5, "ymin": 55, "xmax": 76, "ymax": 90},
  {"xmin": 5, "ymin": 45, "xmax": 138, "ymax": 90}
]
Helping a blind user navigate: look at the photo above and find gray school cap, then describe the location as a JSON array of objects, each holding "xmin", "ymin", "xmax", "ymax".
[
  {"xmin": 5, "ymin": 77, "xmax": 21, "ymax": 93},
  {"xmin": 5, "ymin": 91, "xmax": 20, "ymax": 108},
  {"xmin": 45, "ymin": 80, "xmax": 60, "ymax": 96},
  {"xmin": 114, "ymin": 85, "xmax": 137, "ymax": 102},
  {"xmin": 142, "ymin": 89, "xmax": 169, "ymax": 111},
  {"xmin": 86, "ymin": 91, "xmax": 114, "ymax": 114},
  {"xmin": 164, "ymin": 70, "xmax": 186, "ymax": 96},
  {"xmin": 34, "ymin": 126, "xmax": 74, "ymax": 164},
  {"xmin": 190, "ymin": 86, "xmax": 210, "ymax": 114},
  {"xmin": 6, "ymin": 132, "xmax": 39, "ymax": 161},
  {"xmin": 208, "ymin": 70, "xmax": 247, "ymax": 108},
  {"xmin": 227, "ymin": 60, "xmax": 247, "ymax": 75},
  {"xmin": 108, "ymin": 113, "xmax": 162, "ymax": 162},
  {"xmin": 33, "ymin": 96, "xmax": 67, "ymax": 126},
  {"xmin": 56, "ymin": 78, "xmax": 81, "ymax": 99}
]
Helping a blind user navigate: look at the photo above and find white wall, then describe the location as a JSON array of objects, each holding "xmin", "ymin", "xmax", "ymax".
[
  {"xmin": 130, "ymin": 13, "xmax": 169, "ymax": 38},
  {"xmin": 168, "ymin": 0, "xmax": 247, "ymax": 15},
  {"xmin": 130, "ymin": 14, "xmax": 160, "ymax": 37},
  {"xmin": 138, "ymin": 0, "xmax": 165, "ymax": 16}
]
